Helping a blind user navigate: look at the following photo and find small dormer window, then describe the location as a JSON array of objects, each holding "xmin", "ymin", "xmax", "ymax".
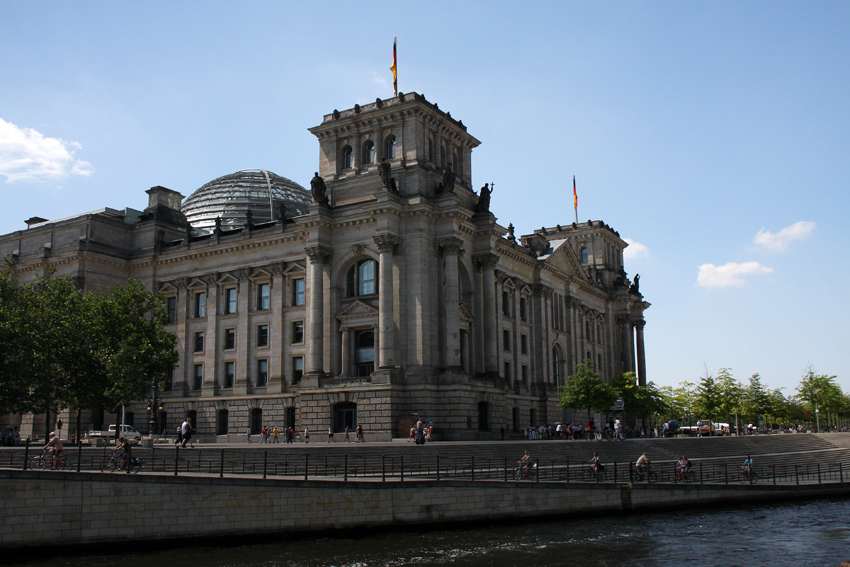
[{"xmin": 580, "ymin": 247, "xmax": 589, "ymax": 263}]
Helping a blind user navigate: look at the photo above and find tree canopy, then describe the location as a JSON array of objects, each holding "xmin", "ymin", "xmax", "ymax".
[
  {"xmin": 0, "ymin": 265, "xmax": 178, "ymax": 418},
  {"xmin": 557, "ymin": 359, "xmax": 618, "ymax": 420}
]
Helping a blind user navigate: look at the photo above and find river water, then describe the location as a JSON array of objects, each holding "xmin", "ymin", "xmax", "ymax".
[{"xmin": 15, "ymin": 498, "xmax": 850, "ymax": 567}]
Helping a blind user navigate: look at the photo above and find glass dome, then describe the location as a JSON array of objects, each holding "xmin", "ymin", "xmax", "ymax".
[{"xmin": 182, "ymin": 169, "xmax": 310, "ymax": 231}]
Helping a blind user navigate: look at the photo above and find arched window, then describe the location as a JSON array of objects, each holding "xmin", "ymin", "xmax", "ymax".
[
  {"xmin": 341, "ymin": 145, "xmax": 352, "ymax": 169},
  {"xmin": 385, "ymin": 135, "xmax": 396, "ymax": 160},
  {"xmin": 347, "ymin": 259, "xmax": 378, "ymax": 296},
  {"xmin": 553, "ymin": 349, "xmax": 562, "ymax": 388},
  {"xmin": 363, "ymin": 141, "xmax": 375, "ymax": 165},
  {"xmin": 217, "ymin": 409, "xmax": 229, "ymax": 435},
  {"xmin": 580, "ymin": 247, "xmax": 589, "ymax": 263}
]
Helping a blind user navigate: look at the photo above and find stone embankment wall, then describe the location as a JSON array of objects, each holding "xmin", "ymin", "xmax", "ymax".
[{"xmin": 1, "ymin": 470, "xmax": 848, "ymax": 552}]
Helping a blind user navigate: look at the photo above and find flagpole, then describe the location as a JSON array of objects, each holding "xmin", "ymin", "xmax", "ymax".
[{"xmin": 573, "ymin": 175, "xmax": 578, "ymax": 224}]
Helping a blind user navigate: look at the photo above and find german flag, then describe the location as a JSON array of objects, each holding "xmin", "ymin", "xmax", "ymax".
[
  {"xmin": 573, "ymin": 176, "xmax": 578, "ymax": 210},
  {"xmin": 390, "ymin": 37, "xmax": 397, "ymax": 95}
]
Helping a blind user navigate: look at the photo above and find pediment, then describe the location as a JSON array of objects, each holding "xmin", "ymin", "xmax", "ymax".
[
  {"xmin": 283, "ymin": 262, "xmax": 306, "ymax": 275},
  {"xmin": 337, "ymin": 299, "xmax": 379, "ymax": 322},
  {"xmin": 187, "ymin": 277, "xmax": 209, "ymax": 290},
  {"xmin": 459, "ymin": 303, "xmax": 474, "ymax": 324},
  {"xmin": 542, "ymin": 242, "xmax": 590, "ymax": 282},
  {"xmin": 250, "ymin": 268, "xmax": 272, "ymax": 280},
  {"xmin": 216, "ymin": 272, "xmax": 239, "ymax": 285},
  {"xmin": 158, "ymin": 281, "xmax": 179, "ymax": 293}
]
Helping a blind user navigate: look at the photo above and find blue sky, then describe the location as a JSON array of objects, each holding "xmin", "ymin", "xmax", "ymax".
[{"xmin": 1, "ymin": 2, "xmax": 848, "ymax": 395}]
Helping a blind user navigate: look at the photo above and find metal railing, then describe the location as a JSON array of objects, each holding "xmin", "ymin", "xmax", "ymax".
[{"xmin": 2, "ymin": 442, "xmax": 847, "ymax": 486}]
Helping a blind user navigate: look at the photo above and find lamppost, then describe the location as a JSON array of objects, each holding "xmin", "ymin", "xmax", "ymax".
[{"xmin": 147, "ymin": 380, "xmax": 161, "ymax": 436}]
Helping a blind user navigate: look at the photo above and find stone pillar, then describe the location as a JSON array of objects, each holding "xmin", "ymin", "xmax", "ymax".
[
  {"xmin": 635, "ymin": 320, "xmax": 647, "ymax": 386},
  {"xmin": 438, "ymin": 238, "xmax": 464, "ymax": 369},
  {"xmin": 374, "ymin": 234, "xmax": 399, "ymax": 368},
  {"xmin": 202, "ymin": 277, "xmax": 218, "ymax": 397},
  {"xmin": 305, "ymin": 245, "xmax": 332, "ymax": 376},
  {"xmin": 234, "ymin": 270, "xmax": 250, "ymax": 395},
  {"xmin": 174, "ymin": 279, "xmax": 188, "ymax": 394},
  {"xmin": 339, "ymin": 325, "xmax": 350, "ymax": 377},
  {"xmin": 475, "ymin": 254, "xmax": 499, "ymax": 374},
  {"xmin": 269, "ymin": 263, "xmax": 285, "ymax": 389}
]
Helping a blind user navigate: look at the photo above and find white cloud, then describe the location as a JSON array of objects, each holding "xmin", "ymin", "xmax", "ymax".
[
  {"xmin": 0, "ymin": 118, "xmax": 93, "ymax": 184},
  {"xmin": 754, "ymin": 221, "xmax": 816, "ymax": 251},
  {"xmin": 697, "ymin": 261, "xmax": 773, "ymax": 288},
  {"xmin": 623, "ymin": 238, "xmax": 649, "ymax": 260}
]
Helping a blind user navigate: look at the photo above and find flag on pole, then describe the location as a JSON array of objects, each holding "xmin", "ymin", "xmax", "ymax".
[
  {"xmin": 573, "ymin": 176, "xmax": 578, "ymax": 210},
  {"xmin": 390, "ymin": 37, "xmax": 398, "ymax": 95}
]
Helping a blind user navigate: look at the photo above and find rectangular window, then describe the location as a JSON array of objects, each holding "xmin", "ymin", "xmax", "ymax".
[
  {"xmin": 166, "ymin": 296, "xmax": 177, "ymax": 322},
  {"xmin": 193, "ymin": 331, "xmax": 204, "ymax": 353},
  {"xmin": 223, "ymin": 328, "xmax": 235, "ymax": 350},
  {"xmin": 195, "ymin": 292, "xmax": 206, "ymax": 318},
  {"xmin": 521, "ymin": 334, "xmax": 528, "ymax": 355},
  {"xmin": 192, "ymin": 364, "xmax": 203, "ymax": 390},
  {"xmin": 256, "ymin": 359, "xmax": 268, "ymax": 387},
  {"xmin": 502, "ymin": 291, "xmax": 511, "ymax": 317},
  {"xmin": 224, "ymin": 288, "xmax": 237, "ymax": 314},
  {"xmin": 257, "ymin": 282, "xmax": 270, "ymax": 310},
  {"xmin": 520, "ymin": 297, "xmax": 528, "ymax": 321},
  {"xmin": 503, "ymin": 361, "xmax": 512, "ymax": 383},
  {"xmin": 224, "ymin": 361, "xmax": 235, "ymax": 389},
  {"xmin": 292, "ymin": 356, "xmax": 303, "ymax": 384},
  {"xmin": 522, "ymin": 364, "xmax": 529, "ymax": 386},
  {"xmin": 163, "ymin": 368, "xmax": 173, "ymax": 392},
  {"xmin": 293, "ymin": 278, "xmax": 305, "ymax": 306},
  {"xmin": 257, "ymin": 324, "xmax": 269, "ymax": 347},
  {"xmin": 291, "ymin": 321, "xmax": 304, "ymax": 344},
  {"xmin": 354, "ymin": 330, "xmax": 375, "ymax": 377},
  {"xmin": 503, "ymin": 330, "xmax": 511, "ymax": 351}
]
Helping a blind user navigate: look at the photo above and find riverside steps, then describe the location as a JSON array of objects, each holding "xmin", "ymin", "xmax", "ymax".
[{"xmin": 2, "ymin": 433, "xmax": 849, "ymax": 553}]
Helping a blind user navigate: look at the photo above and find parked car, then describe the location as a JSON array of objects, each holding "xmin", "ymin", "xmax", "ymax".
[{"xmin": 85, "ymin": 424, "xmax": 142, "ymax": 444}]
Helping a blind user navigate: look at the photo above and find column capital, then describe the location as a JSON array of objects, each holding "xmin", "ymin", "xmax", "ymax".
[
  {"xmin": 473, "ymin": 253, "xmax": 499, "ymax": 270},
  {"xmin": 373, "ymin": 234, "xmax": 400, "ymax": 253},
  {"xmin": 531, "ymin": 283, "xmax": 552, "ymax": 298},
  {"xmin": 435, "ymin": 237, "xmax": 464, "ymax": 257},
  {"xmin": 305, "ymin": 244, "xmax": 333, "ymax": 264}
]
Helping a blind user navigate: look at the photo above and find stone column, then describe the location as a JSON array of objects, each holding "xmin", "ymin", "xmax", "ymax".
[
  {"xmin": 173, "ymin": 279, "xmax": 188, "ymax": 394},
  {"xmin": 305, "ymin": 245, "xmax": 332, "ymax": 376},
  {"xmin": 635, "ymin": 320, "xmax": 647, "ymax": 386},
  {"xmin": 438, "ymin": 238, "xmax": 464, "ymax": 369},
  {"xmin": 202, "ymin": 276, "xmax": 218, "ymax": 397},
  {"xmin": 475, "ymin": 254, "xmax": 499, "ymax": 374},
  {"xmin": 339, "ymin": 325, "xmax": 350, "ymax": 377},
  {"xmin": 374, "ymin": 234, "xmax": 399, "ymax": 368},
  {"xmin": 234, "ymin": 269, "xmax": 250, "ymax": 395},
  {"xmin": 269, "ymin": 263, "xmax": 285, "ymax": 389}
]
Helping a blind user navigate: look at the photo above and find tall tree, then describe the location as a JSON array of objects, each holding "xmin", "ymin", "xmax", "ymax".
[
  {"xmin": 558, "ymin": 360, "xmax": 618, "ymax": 422},
  {"xmin": 693, "ymin": 371, "xmax": 721, "ymax": 421}
]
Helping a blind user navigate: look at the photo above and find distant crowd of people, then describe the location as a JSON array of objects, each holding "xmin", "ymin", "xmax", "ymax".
[{"xmin": 1, "ymin": 426, "xmax": 21, "ymax": 446}]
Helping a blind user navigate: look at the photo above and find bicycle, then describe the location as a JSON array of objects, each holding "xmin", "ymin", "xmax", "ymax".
[
  {"xmin": 738, "ymin": 467, "xmax": 757, "ymax": 484},
  {"xmin": 582, "ymin": 466, "xmax": 606, "ymax": 482},
  {"xmin": 513, "ymin": 461, "xmax": 536, "ymax": 480},
  {"xmin": 30, "ymin": 450, "xmax": 74, "ymax": 471},
  {"xmin": 101, "ymin": 450, "xmax": 142, "ymax": 473},
  {"xmin": 631, "ymin": 466, "xmax": 657, "ymax": 483}
]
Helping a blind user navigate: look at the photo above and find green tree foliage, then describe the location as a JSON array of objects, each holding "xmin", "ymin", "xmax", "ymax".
[
  {"xmin": 796, "ymin": 369, "xmax": 845, "ymax": 427},
  {"xmin": 742, "ymin": 373, "xmax": 772, "ymax": 424},
  {"xmin": 0, "ymin": 268, "xmax": 178, "ymax": 422},
  {"xmin": 558, "ymin": 359, "xmax": 618, "ymax": 421},
  {"xmin": 714, "ymin": 368, "xmax": 743, "ymax": 426},
  {"xmin": 610, "ymin": 371, "xmax": 670, "ymax": 420},
  {"xmin": 693, "ymin": 371, "xmax": 722, "ymax": 421}
]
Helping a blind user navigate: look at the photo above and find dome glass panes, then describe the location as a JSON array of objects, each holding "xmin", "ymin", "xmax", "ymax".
[{"xmin": 182, "ymin": 169, "xmax": 310, "ymax": 230}]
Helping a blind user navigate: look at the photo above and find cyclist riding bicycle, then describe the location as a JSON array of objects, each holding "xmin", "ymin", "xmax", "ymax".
[
  {"xmin": 115, "ymin": 436, "xmax": 131, "ymax": 471},
  {"xmin": 518, "ymin": 450, "xmax": 534, "ymax": 477},
  {"xmin": 636, "ymin": 452, "xmax": 651, "ymax": 475},
  {"xmin": 742, "ymin": 455, "xmax": 754, "ymax": 479},
  {"xmin": 44, "ymin": 432, "xmax": 64, "ymax": 469},
  {"xmin": 589, "ymin": 452, "xmax": 604, "ymax": 477},
  {"xmin": 677, "ymin": 456, "xmax": 692, "ymax": 480}
]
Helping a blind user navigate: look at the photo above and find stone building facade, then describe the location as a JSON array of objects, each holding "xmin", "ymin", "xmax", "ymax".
[{"xmin": 1, "ymin": 93, "xmax": 649, "ymax": 441}]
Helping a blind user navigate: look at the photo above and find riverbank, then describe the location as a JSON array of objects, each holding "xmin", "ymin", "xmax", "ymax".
[{"xmin": 2, "ymin": 433, "xmax": 849, "ymax": 555}]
